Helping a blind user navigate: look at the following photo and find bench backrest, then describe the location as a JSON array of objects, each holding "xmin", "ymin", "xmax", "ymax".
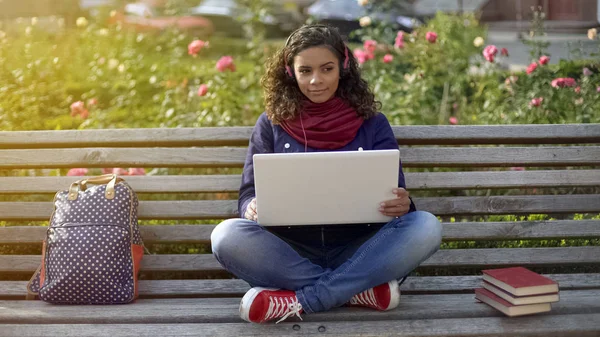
[{"xmin": 1, "ymin": 124, "xmax": 599, "ymax": 294}]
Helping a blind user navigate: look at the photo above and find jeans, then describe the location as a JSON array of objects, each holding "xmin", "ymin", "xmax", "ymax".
[{"xmin": 211, "ymin": 210, "xmax": 442, "ymax": 313}]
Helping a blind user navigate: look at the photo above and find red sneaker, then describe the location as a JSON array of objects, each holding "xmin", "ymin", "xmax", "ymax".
[
  {"xmin": 346, "ymin": 280, "xmax": 401, "ymax": 311},
  {"xmin": 239, "ymin": 287, "xmax": 303, "ymax": 324}
]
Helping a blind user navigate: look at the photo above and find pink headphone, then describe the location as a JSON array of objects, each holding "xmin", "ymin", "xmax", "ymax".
[{"xmin": 284, "ymin": 25, "xmax": 350, "ymax": 78}]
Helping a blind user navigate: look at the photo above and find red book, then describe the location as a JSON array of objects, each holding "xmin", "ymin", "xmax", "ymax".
[
  {"xmin": 475, "ymin": 288, "xmax": 552, "ymax": 317},
  {"xmin": 482, "ymin": 280, "xmax": 560, "ymax": 305},
  {"xmin": 482, "ymin": 267, "xmax": 559, "ymax": 296}
]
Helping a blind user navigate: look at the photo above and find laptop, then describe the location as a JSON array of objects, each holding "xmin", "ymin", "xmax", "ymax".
[{"xmin": 253, "ymin": 149, "xmax": 400, "ymax": 226}]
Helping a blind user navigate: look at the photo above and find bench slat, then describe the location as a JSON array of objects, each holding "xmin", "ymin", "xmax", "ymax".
[
  {"xmin": 0, "ymin": 175, "xmax": 242, "ymax": 194},
  {"xmin": 3, "ymin": 247, "xmax": 600, "ymax": 274},
  {"xmin": 2, "ymin": 124, "xmax": 599, "ymax": 148},
  {"xmin": 1, "ymin": 146, "xmax": 599, "ymax": 169},
  {"xmin": 418, "ymin": 194, "xmax": 600, "ymax": 216},
  {"xmin": 0, "ymin": 148, "xmax": 248, "ymax": 169},
  {"xmin": 0, "ymin": 200, "xmax": 238, "ymax": 220},
  {"xmin": 406, "ymin": 169, "xmax": 600, "ymax": 189},
  {"xmin": 402, "ymin": 146, "xmax": 600, "ymax": 167},
  {"xmin": 1, "ymin": 170, "xmax": 598, "ymax": 194},
  {"xmin": 391, "ymin": 123, "xmax": 600, "ymax": 145},
  {"xmin": 2, "ymin": 273, "xmax": 599, "ymax": 298},
  {"xmin": 0, "ymin": 127, "xmax": 254, "ymax": 148},
  {"xmin": 0, "ymin": 291, "xmax": 598, "ymax": 324},
  {"xmin": 2, "ymin": 220, "xmax": 599, "ymax": 245},
  {"xmin": 1, "ymin": 194, "xmax": 598, "ymax": 221},
  {"xmin": 5, "ymin": 313, "xmax": 600, "ymax": 337},
  {"xmin": 441, "ymin": 219, "xmax": 600, "ymax": 241},
  {"xmin": 2, "ymin": 314, "xmax": 600, "ymax": 337}
]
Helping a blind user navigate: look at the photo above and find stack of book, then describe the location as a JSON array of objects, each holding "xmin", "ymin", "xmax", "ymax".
[{"xmin": 475, "ymin": 266, "xmax": 559, "ymax": 317}]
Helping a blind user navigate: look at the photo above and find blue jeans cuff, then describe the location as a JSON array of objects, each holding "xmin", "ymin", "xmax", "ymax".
[{"xmin": 295, "ymin": 288, "xmax": 315, "ymax": 314}]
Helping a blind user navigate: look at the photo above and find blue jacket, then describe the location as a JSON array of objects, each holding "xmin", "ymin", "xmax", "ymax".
[{"xmin": 239, "ymin": 112, "xmax": 416, "ymax": 245}]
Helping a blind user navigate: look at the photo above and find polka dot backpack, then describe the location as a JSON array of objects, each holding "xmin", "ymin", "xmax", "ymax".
[{"xmin": 26, "ymin": 174, "xmax": 145, "ymax": 304}]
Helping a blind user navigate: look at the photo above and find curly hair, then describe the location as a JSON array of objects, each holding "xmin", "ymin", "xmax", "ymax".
[{"xmin": 261, "ymin": 24, "xmax": 381, "ymax": 124}]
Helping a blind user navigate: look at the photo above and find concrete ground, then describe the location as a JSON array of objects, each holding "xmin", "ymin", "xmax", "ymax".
[{"xmin": 486, "ymin": 29, "xmax": 599, "ymax": 69}]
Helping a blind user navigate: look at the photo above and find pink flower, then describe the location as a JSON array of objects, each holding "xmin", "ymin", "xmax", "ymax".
[
  {"xmin": 449, "ymin": 117, "xmax": 458, "ymax": 125},
  {"xmin": 382, "ymin": 54, "xmax": 394, "ymax": 63},
  {"xmin": 510, "ymin": 167, "xmax": 526, "ymax": 171},
  {"xmin": 526, "ymin": 62, "xmax": 538, "ymax": 75},
  {"xmin": 575, "ymin": 86, "xmax": 581, "ymax": 94},
  {"xmin": 363, "ymin": 40, "xmax": 377, "ymax": 54},
  {"xmin": 529, "ymin": 97, "xmax": 544, "ymax": 107},
  {"xmin": 425, "ymin": 31, "xmax": 437, "ymax": 43},
  {"xmin": 597, "ymin": 86, "xmax": 600, "ymax": 93},
  {"xmin": 70, "ymin": 100, "xmax": 89, "ymax": 118},
  {"xmin": 394, "ymin": 31, "xmax": 405, "ymax": 49},
  {"xmin": 112, "ymin": 168, "xmax": 129, "ymax": 175},
  {"xmin": 70, "ymin": 101, "xmax": 85, "ymax": 117},
  {"xmin": 505, "ymin": 75, "xmax": 518, "ymax": 85},
  {"xmin": 67, "ymin": 168, "xmax": 88, "ymax": 176},
  {"xmin": 483, "ymin": 45, "xmax": 498, "ymax": 63},
  {"xmin": 101, "ymin": 168, "xmax": 113, "ymax": 174},
  {"xmin": 188, "ymin": 40, "xmax": 208, "ymax": 56},
  {"xmin": 583, "ymin": 67, "xmax": 593, "ymax": 76},
  {"xmin": 87, "ymin": 98, "xmax": 98, "ymax": 107},
  {"xmin": 216, "ymin": 56, "xmax": 235, "ymax": 72},
  {"xmin": 128, "ymin": 168, "xmax": 146, "ymax": 176},
  {"xmin": 501, "ymin": 48, "xmax": 509, "ymax": 57},
  {"xmin": 353, "ymin": 48, "xmax": 368, "ymax": 64},
  {"xmin": 539, "ymin": 55, "xmax": 550, "ymax": 65},
  {"xmin": 197, "ymin": 84, "xmax": 208, "ymax": 96},
  {"xmin": 551, "ymin": 77, "xmax": 577, "ymax": 88}
]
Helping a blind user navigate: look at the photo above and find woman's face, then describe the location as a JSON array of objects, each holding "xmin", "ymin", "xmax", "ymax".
[{"xmin": 293, "ymin": 46, "xmax": 340, "ymax": 103}]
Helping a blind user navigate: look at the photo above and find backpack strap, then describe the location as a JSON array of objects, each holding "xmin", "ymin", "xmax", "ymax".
[
  {"xmin": 26, "ymin": 264, "xmax": 42, "ymax": 300},
  {"xmin": 69, "ymin": 174, "xmax": 124, "ymax": 200},
  {"xmin": 25, "ymin": 240, "xmax": 47, "ymax": 300}
]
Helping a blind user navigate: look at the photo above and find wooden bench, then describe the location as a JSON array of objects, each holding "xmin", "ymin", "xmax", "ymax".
[{"xmin": 1, "ymin": 123, "xmax": 599, "ymax": 336}]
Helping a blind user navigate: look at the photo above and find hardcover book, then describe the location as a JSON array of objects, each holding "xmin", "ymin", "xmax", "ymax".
[
  {"xmin": 475, "ymin": 288, "xmax": 552, "ymax": 317},
  {"xmin": 481, "ymin": 267, "xmax": 559, "ymax": 296}
]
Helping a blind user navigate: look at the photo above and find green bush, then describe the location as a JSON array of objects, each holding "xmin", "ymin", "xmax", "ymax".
[
  {"xmin": 0, "ymin": 19, "xmax": 266, "ymax": 131},
  {"xmin": 350, "ymin": 8, "xmax": 600, "ymax": 125},
  {"xmin": 1, "ymin": 9, "xmax": 598, "ymax": 130}
]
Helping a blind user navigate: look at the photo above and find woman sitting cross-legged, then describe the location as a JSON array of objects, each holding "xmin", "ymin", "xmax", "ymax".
[{"xmin": 211, "ymin": 24, "xmax": 442, "ymax": 324}]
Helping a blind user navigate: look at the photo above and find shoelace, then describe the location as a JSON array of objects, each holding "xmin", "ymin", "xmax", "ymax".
[
  {"xmin": 264, "ymin": 295, "xmax": 303, "ymax": 324},
  {"xmin": 349, "ymin": 288, "xmax": 378, "ymax": 308}
]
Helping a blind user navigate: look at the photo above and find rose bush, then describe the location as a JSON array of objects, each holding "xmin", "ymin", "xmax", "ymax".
[{"xmin": 0, "ymin": 9, "xmax": 598, "ymax": 133}]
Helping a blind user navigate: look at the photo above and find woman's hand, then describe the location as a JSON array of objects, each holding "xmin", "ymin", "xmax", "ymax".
[
  {"xmin": 379, "ymin": 188, "xmax": 411, "ymax": 218},
  {"xmin": 244, "ymin": 198, "xmax": 258, "ymax": 222}
]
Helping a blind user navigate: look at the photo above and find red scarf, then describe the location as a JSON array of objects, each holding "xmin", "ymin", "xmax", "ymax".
[{"xmin": 280, "ymin": 97, "xmax": 364, "ymax": 150}]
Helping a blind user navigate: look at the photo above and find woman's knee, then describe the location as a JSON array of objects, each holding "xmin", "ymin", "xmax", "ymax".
[
  {"xmin": 410, "ymin": 211, "xmax": 443, "ymax": 250},
  {"xmin": 210, "ymin": 218, "xmax": 253, "ymax": 257}
]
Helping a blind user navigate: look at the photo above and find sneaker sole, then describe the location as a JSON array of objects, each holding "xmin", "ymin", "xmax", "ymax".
[
  {"xmin": 384, "ymin": 281, "xmax": 401, "ymax": 311},
  {"xmin": 239, "ymin": 287, "xmax": 280, "ymax": 323}
]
